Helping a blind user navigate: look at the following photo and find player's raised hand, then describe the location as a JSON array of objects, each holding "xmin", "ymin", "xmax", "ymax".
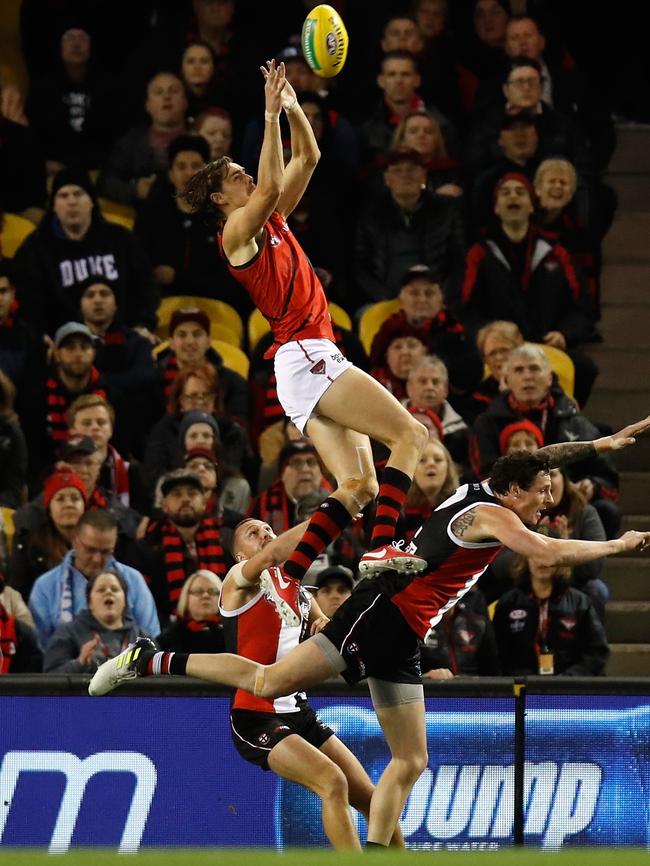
[{"xmin": 260, "ymin": 59, "xmax": 286, "ymax": 116}]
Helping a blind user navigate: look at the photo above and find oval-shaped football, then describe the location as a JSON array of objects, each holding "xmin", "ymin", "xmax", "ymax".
[{"xmin": 301, "ymin": 4, "xmax": 349, "ymax": 78}]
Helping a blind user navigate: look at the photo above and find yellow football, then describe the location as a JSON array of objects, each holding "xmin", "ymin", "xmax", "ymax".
[{"xmin": 301, "ymin": 4, "xmax": 349, "ymax": 78}]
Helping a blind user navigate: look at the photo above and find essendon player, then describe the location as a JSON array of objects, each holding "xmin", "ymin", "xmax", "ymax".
[
  {"xmin": 180, "ymin": 59, "xmax": 429, "ymax": 587},
  {"xmin": 91, "ymin": 427, "xmax": 650, "ymax": 842}
]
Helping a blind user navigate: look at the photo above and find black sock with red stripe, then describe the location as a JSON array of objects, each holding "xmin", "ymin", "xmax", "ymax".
[
  {"xmin": 371, "ymin": 466, "xmax": 411, "ymax": 548},
  {"xmin": 284, "ymin": 497, "xmax": 352, "ymax": 582},
  {"xmin": 140, "ymin": 651, "xmax": 188, "ymax": 676}
]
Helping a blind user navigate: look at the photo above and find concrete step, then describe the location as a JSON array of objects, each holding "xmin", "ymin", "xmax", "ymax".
[
  {"xmin": 603, "ymin": 213, "xmax": 650, "ymax": 262},
  {"xmin": 605, "ymin": 175, "xmax": 650, "ymax": 211},
  {"xmin": 601, "ymin": 264, "xmax": 650, "ymax": 305},
  {"xmin": 604, "ymin": 556, "xmax": 650, "ymax": 601},
  {"xmin": 605, "ymin": 600, "xmax": 650, "ymax": 642},
  {"xmin": 598, "ymin": 304, "xmax": 650, "ymax": 345},
  {"xmin": 606, "ymin": 643, "xmax": 650, "ymax": 676},
  {"xmin": 585, "ymin": 389, "xmax": 650, "ymax": 429},
  {"xmin": 621, "ymin": 515, "xmax": 650, "ymax": 534},
  {"xmin": 608, "ymin": 126, "xmax": 650, "ymax": 175},
  {"xmin": 620, "ymin": 471, "xmax": 650, "ymax": 513},
  {"xmin": 587, "ymin": 346, "xmax": 650, "ymax": 388}
]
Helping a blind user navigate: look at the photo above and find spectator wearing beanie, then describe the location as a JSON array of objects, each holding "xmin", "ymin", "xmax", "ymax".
[
  {"xmin": 370, "ymin": 264, "xmax": 481, "ymax": 395},
  {"xmin": 499, "ymin": 419, "xmax": 544, "ymax": 455},
  {"xmin": 370, "ymin": 324, "xmax": 427, "ymax": 401},
  {"xmin": 155, "ymin": 306, "xmax": 248, "ymax": 424},
  {"xmin": 134, "ymin": 135, "xmax": 244, "ymax": 308},
  {"xmin": 8, "ymin": 470, "xmax": 87, "ymax": 602},
  {"xmin": 11, "ymin": 166, "xmax": 158, "ymax": 337}
]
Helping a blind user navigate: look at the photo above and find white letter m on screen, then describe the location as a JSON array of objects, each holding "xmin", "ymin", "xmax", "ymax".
[{"xmin": 0, "ymin": 751, "xmax": 157, "ymax": 853}]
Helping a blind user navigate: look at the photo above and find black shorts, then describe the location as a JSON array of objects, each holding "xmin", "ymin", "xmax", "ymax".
[
  {"xmin": 320, "ymin": 578, "xmax": 422, "ymax": 686},
  {"xmin": 230, "ymin": 703, "xmax": 334, "ymax": 771}
]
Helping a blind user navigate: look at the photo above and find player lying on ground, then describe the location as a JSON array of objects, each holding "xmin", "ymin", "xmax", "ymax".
[
  {"xmin": 90, "ymin": 416, "xmax": 650, "ymax": 848},
  {"xmin": 181, "ymin": 59, "xmax": 429, "ymax": 580},
  {"xmin": 218, "ymin": 517, "xmax": 403, "ymax": 851}
]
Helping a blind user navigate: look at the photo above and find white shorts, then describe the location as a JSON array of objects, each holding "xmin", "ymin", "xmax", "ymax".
[{"xmin": 274, "ymin": 338, "xmax": 353, "ymax": 433}]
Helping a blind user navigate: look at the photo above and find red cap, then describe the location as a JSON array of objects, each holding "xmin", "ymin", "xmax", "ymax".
[
  {"xmin": 44, "ymin": 471, "xmax": 88, "ymax": 509},
  {"xmin": 499, "ymin": 420, "xmax": 544, "ymax": 455},
  {"xmin": 493, "ymin": 171, "xmax": 536, "ymax": 204},
  {"xmin": 184, "ymin": 447, "xmax": 217, "ymax": 466},
  {"xmin": 169, "ymin": 307, "xmax": 211, "ymax": 337}
]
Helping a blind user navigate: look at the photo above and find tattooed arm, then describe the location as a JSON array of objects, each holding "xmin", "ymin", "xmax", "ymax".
[{"xmin": 536, "ymin": 414, "xmax": 650, "ymax": 469}]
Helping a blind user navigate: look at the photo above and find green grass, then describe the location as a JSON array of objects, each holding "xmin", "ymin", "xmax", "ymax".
[{"xmin": 0, "ymin": 850, "xmax": 648, "ymax": 865}]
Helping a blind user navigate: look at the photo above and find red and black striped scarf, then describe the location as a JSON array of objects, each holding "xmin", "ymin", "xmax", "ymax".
[
  {"xmin": 185, "ymin": 615, "xmax": 221, "ymax": 632},
  {"xmin": 161, "ymin": 352, "xmax": 180, "ymax": 401},
  {"xmin": 147, "ymin": 517, "xmax": 227, "ymax": 609},
  {"xmin": 105, "ymin": 445, "xmax": 130, "ymax": 507},
  {"xmin": 88, "ymin": 487, "xmax": 109, "ymax": 509},
  {"xmin": 46, "ymin": 367, "xmax": 106, "ymax": 446},
  {"xmin": 250, "ymin": 480, "xmax": 292, "ymax": 534}
]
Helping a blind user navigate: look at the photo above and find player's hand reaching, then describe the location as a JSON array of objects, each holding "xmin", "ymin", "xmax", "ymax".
[
  {"xmin": 260, "ymin": 59, "xmax": 286, "ymax": 117},
  {"xmin": 618, "ymin": 530, "xmax": 650, "ymax": 553},
  {"xmin": 595, "ymin": 414, "xmax": 650, "ymax": 452}
]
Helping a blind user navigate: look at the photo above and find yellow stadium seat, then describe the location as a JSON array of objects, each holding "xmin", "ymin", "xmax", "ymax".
[
  {"xmin": 358, "ymin": 300, "xmax": 400, "ymax": 355},
  {"xmin": 248, "ymin": 303, "xmax": 352, "ymax": 353},
  {"xmin": 248, "ymin": 308, "xmax": 270, "ymax": 352},
  {"xmin": 152, "ymin": 338, "xmax": 249, "ymax": 378},
  {"xmin": 1, "ymin": 506, "xmax": 15, "ymax": 555},
  {"xmin": 212, "ymin": 340, "xmax": 250, "ymax": 378},
  {"xmin": 482, "ymin": 342, "xmax": 575, "ymax": 398},
  {"xmin": 0, "ymin": 212, "xmax": 35, "ymax": 257},
  {"xmin": 156, "ymin": 296, "xmax": 243, "ymax": 343},
  {"xmin": 97, "ymin": 197, "xmax": 135, "ymax": 230},
  {"xmin": 329, "ymin": 302, "xmax": 352, "ymax": 331}
]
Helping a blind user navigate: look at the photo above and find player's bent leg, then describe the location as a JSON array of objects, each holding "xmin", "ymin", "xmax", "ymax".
[
  {"xmin": 305, "ymin": 416, "xmax": 379, "ymax": 512},
  {"xmin": 319, "ymin": 736, "xmax": 405, "ymax": 848},
  {"xmin": 366, "ymin": 680, "xmax": 428, "ymax": 846},
  {"xmin": 268, "ymin": 735, "xmax": 362, "ymax": 850},
  {"xmin": 314, "ymin": 366, "xmax": 428, "ymax": 476}
]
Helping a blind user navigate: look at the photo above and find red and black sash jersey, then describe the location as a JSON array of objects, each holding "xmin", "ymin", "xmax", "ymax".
[
  {"xmin": 375, "ymin": 481, "xmax": 503, "ymax": 640},
  {"xmin": 218, "ymin": 211, "xmax": 334, "ymax": 358},
  {"xmin": 219, "ymin": 566, "xmax": 311, "ymax": 714}
]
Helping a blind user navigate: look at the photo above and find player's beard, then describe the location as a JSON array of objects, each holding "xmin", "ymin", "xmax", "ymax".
[{"xmin": 171, "ymin": 507, "xmax": 203, "ymax": 528}]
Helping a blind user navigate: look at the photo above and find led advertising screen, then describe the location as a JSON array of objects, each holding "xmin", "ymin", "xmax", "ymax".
[{"xmin": 1, "ymin": 693, "xmax": 648, "ymax": 851}]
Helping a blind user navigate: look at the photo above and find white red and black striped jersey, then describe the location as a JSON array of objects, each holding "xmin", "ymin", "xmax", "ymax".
[
  {"xmin": 377, "ymin": 481, "xmax": 504, "ymax": 640},
  {"xmin": 219, "ymin": 562, "xmax": 311, "ymax": 714}
]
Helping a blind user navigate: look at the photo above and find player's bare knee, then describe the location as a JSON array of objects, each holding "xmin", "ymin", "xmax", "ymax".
[
  {"xmin": 393, "ymin": 752, "xmax": 428, "ymax": 785},
  {"xmin": 318, "ymin": 763, "xmax": 349, "ymax": 802},
  {"xmin": 407, "ymin": 418, "xmax": 429, "ymax": 455}
]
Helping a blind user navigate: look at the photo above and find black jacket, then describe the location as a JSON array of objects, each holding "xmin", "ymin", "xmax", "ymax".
[
  {"xmin": 420, "ymin": 589, "xmax": 500, "ymax": 675},
  {"xmin": 0, "ymin": 116, "xmax": 46, "ymax": 213},
  {"xmin": 12, "ymin": 210, "xmax": 158, "ymax": 334},
  {"xmin": 157, "ymin": 618, "xmax": 225, "ymax": 654},
  {"xmin": 493, "ymin": 581, "xmax": 609, "ymax": 676},
  {"xmin": 354, "ymin": 190, "xmax": 467, "ymax": 307},
  {"xmin": 470, "ymin": 387, "xmax": 618, "ymax": 496},
  {"xmin": 461, "ymin": 232, "xmax": 594, "ymax": 347},
  {"xmin": 0, "ymin": 416, "xmax": 28, "ymax": 509}
]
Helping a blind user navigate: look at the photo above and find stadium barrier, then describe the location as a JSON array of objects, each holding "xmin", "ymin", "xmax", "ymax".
[{"xmin": 1, "ymin": 676, "xmax": 649, "ymax": 851}]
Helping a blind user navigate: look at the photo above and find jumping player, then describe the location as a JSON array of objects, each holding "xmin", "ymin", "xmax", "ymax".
[
  {"xmin": 217, "ymin": 517, "xmax": 403, "ymax": 850},
  {"xmin": 90, "ymin": 417, "xmax": 650, "ymax": 846},
  {"xmin": 180, "ymin": 60, "xmax": 429, "ymax": 589}
]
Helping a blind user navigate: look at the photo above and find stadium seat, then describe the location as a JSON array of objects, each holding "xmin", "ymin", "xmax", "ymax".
[
  {"xmin": 156, "ymin": 296, "xmax": 243, "ymax": 344},
  {"xmin": 248, "ymin": 304, "xmax": 354, "ymax": 352},
  {"xmin": 482, "ymin": 342, "xmax": 575, "ymax": 398},
  {"xmin": 247, "ymin": 308, "xmax": 270, "ymax": 352},
  {"xmin": 153, "ymin": 339, "xmax": 250, "ymax": 378},
  {"xmin": 0, "ymin": 506, "xmax": 15, "ymax": 555},
  {"xmin": 97, "ymin": 197, "xmax": 135, "ymax": 230},
  {"xmin": 358, "ymin": 300, "xmax": 400, "ymax": 355},
  {"xmin": 0, "ymin": 212, "xmax": 35, "ymax": 257},
  {"xmin": 329, "ymin": 302, "xmax": 352, "ymax": 331}
]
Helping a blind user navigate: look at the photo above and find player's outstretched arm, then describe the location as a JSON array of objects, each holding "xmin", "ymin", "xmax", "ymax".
[
  {"xmin": 469, "ymin": 505, "xmax": 650, "ymax": 565},
  {"xmin": 239, "ymin": 520, "xmax": 310, "ymax": 584},
  {"xmin": 222, "ymin": 60, "xmax": 285, "ymax": 252},
  {"xmin": 272, "ymin": 78, "xmax": 321, "ymax": 219},
  {"xmin": 536, "ymin": 414, "xmax": 650, "ymax": 469}
]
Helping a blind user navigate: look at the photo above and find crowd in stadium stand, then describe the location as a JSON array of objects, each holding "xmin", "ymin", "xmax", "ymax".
[{"xmin": 2, "ymin": 0, "xmax": 642, "ymax": 677}]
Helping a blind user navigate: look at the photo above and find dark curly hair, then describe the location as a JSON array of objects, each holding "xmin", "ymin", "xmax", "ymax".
[{"xmin": 490, "ymin": 451, "xmax": 549, "ymax": 495}]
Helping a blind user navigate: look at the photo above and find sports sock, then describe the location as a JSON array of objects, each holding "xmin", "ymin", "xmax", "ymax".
[
  {"xmin": 141, "ymin": 651, "xmax": 188, "ymax": 676},
  {"xmin": 284, "ymin": 497, "xmax": 351, "ymax": 582},
  {"xmin": 370, "ymin": 466, "xmax": 411, "ymax": 548}
]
